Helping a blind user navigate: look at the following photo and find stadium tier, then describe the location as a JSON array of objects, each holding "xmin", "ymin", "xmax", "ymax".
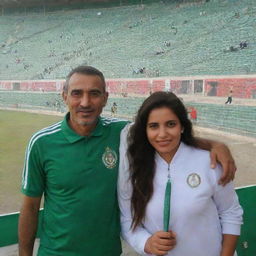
[
  {"xmin": 0, "ymin": 0, "xmax": 255, "ymax": 80},
  {"xmin": 1, "ymin": 2, "xmax": 256, "ymax": 255}
]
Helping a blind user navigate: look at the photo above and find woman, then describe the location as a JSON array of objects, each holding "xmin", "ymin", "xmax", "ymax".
[{"xmin": 118, "ymin": 92, "xmax": 243, "ymax": 256}]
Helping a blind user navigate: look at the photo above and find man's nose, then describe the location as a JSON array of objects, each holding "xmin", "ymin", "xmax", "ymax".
[{"xmin": 80, "ymin": 94, "xmax": 90, "ymax": 107}]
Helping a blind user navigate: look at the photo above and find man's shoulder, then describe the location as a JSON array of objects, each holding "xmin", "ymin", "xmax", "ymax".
[
  {"xmin": 29, "ymin": 121, "xmax": 62, "ymax": 147},
  {"xmin": 101, "ymin": 116, "xmax": 129, "ymax": 130}
]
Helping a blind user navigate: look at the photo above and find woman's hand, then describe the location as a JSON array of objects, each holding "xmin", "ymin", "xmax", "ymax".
[
  {"xmin": 144, "ymin": 230, "xmax": 176, "ymax": 255},
  {"xmin": 210, "ymin": 142, "xmax": 236, "ymax": 185}
]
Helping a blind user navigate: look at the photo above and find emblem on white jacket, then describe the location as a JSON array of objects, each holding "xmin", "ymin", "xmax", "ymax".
[{"xmin": 187, "ymin": 173, "xmax": 201, "ymax": 188}]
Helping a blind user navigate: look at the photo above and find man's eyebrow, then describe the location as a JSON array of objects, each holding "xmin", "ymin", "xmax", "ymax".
[
  {"xmin": 71, "ymin": 89, "xmax": 83, "ymax": 93},
  {"xmin": 89, "ymin": 88, "xmax": 104, "ymax": 93},
  {"xmin": 70, "ymin": 88, "xmax": 104, "ymax": 94}
]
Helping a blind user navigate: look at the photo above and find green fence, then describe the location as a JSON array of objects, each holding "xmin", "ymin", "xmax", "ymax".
[
  {"xmin": 0, "ymin": 210, "xmax": 43, "ymax": 247},
  {"xmin": 236, "ymin": 185, "xmax": 256, "ymax": 256}
]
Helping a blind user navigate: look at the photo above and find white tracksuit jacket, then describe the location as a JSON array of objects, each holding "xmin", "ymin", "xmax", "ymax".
[{"xmin": 118, "ymin": 127, "xmax": 243, "ymax": 256}]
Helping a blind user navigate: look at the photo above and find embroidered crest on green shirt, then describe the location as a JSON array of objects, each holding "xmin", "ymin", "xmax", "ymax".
[{"xmin": 102, "ymin": 147, "xmax": 117, "ymax": 169}]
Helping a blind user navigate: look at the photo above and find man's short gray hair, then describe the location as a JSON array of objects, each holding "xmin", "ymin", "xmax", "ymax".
[{"xmin": 63, "ymin": 66, "xmax": 106, "ymax": 93}]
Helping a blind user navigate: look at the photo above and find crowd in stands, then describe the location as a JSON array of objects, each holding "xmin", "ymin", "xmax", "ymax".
[{"xmin": 0, "ymin": 0, "xmax": 255, "ymax": 80}]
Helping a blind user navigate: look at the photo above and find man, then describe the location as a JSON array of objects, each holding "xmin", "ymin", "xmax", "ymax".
[
  {"xmin": 19, "ymin": 66, "xmax": 236, "ymax": 256},
  {"xmin": 111, "ymin": 102, "xmax": 118, "ymax": 117},
  {"xmin": 225, "ymin": 89, "xmax": 233, "ymax": 105}
]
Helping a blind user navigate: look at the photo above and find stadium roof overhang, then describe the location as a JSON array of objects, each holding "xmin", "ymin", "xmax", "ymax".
[{"xmin": 0, "ymin": 0, "xmax": 113, "ymax": 8}]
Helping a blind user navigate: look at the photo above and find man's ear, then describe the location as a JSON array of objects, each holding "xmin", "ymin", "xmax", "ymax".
[
  {"xmin": 62, "ymin": 91, "xmax": 67, "ymax": 104},
  {"xmin": 103, "ymin": 91, "xmax": 109, "ymax": 107}
]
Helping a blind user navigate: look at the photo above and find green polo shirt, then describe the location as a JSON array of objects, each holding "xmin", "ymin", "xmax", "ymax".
[{"xmin": 22, "ymin": 114, "xmax": 128, "ymax": 256}]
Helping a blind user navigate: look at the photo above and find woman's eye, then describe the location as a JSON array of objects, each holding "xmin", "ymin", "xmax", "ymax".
[
  {"xmin": 167, "ymin": 121, "xmax": 176, "ymax": 127},
  {"xmin": 148, "ymin": 123, "xmax": 158, "ymax": 129}
]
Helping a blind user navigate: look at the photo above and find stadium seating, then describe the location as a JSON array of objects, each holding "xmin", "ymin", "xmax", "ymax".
[
  {"xmin": 0, "ymin": 91, "xmax": 255, "ymax": 137},
  {"xmin": 0, "ymin": 0, "xmax": 255, "ymax": 80},
  {"xmin": 0, "ymin": 91, "xmax": 65, "ymax": 112}
]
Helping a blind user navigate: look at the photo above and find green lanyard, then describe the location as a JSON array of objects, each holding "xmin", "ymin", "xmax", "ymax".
[{"xmin": 163, "ymin": 165, "xmax": 171, "ymax": 232}]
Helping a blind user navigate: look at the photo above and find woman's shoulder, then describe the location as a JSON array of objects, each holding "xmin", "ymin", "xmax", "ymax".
[
  {"xmin": 180, "ymin": 143, "xmax": 223, "ymax": 180},
  {"xmin": 182, "ymin": 143, "xmax": 210, "ymax": 160}
]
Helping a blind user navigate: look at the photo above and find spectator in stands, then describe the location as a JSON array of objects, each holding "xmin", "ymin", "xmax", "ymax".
[
  {"xmin": 19, "ymin": 66, "xmax": 236, "ymax": 256},
  {"xmin": 199, "ymin": 11, "xmax": 206, "ymax": 16},
  {"xmin": 164, "ymin": 41, "xmax": 171, "ymax": 47},
  {"xmin": 229, "ymin": 46, "xmax": 238, "ymax": 52},
  {"xmin": 156, "ymin": 50, "xmax": 165, "ymax": 55},
  {"xmin": 234, "ymin": 12, "xmax": 240, "ymax": 18},
  {"xmin": 224, "ymin": 46, "xmax": 238, "ymax": 53},
  {"xmin": 133, "ymin": 67, "xmax": 146, "ymax": 74},
  {"xmin": 133, "ymin": 68, "xmax": 140, "ymax": 74},
  {"xmin": 225, "ymin": 89, "xmax": 233, "ymax": 104},
  {"xmin": 171, "ymin": 25, "xmax": 178, "ymax": 35},
  {"xmin": 23, "ymin": 64, "xmax": 29, "ymax": 70},
  {"xmin": 111, "ymin": 102, "xmax": 118, "ymax": 116},
  {"xmin": 188, "ymin": 106, "xmax": 197, "ymax": 123},
  {"xmin": 239, "ymin": 41, "xmax": 248, "ymax": 49},
  {"xmin": 139, "ymin": 67, "xmax": 146, "ymax": 74},
  {"xmin": 118, "ymin": 92, "xmax": 242, "ymax": 256}
]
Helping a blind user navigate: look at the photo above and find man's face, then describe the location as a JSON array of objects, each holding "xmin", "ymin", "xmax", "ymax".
[{"xmin": 63, "ymin": 73, "xmax": 108, "ymax": 133}]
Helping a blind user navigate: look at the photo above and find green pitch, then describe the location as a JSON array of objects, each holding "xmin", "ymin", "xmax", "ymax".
[{"xmin": 0, "ymin": 109, "xmax": 62, "ymax": 214}]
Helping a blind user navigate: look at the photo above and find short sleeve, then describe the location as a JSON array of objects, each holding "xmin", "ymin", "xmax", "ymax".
[{"xmin": 21, "ymin": 138, "xmax": 45, "ymax": 197}]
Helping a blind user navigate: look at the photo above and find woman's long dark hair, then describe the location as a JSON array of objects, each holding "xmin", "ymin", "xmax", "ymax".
[{"xmin": 128, "ymin": 91, "xmax": 198, "ymax": 230}]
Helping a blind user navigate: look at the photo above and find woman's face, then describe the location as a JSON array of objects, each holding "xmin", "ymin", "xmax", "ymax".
[{"xmin": 146, "ymin": 106, "xmax": 183, "ymax": 163}]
